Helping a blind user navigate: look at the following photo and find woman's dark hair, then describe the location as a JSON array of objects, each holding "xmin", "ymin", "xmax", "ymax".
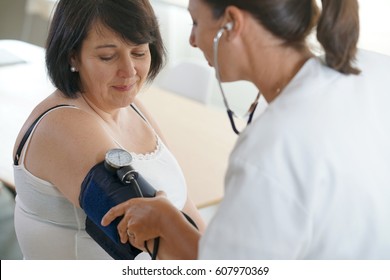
[
  {"xmin": 203, "ymin": 0, "xmax": 360, "ymax": 75},
  {"xmin": 46, "ymin": 0, "xmax": 166, "ymax": 98}
]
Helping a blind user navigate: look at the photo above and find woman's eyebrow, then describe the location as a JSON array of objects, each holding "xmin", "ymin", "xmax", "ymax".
[{"xmin": 95, "ymin": 44, "xmax": 117, "ymax": 50}]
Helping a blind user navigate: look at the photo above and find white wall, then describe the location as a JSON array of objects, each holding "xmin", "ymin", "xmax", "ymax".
[{"xmin": 359, "ymin": 0, "xmax": 390, "ymax": 55}]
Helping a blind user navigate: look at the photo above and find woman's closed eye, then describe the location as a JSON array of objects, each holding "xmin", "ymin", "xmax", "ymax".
[
  {"xmin": 131, "ymin": 47, "xmax": 150, "ymax": 58},
  {"xmin": 132, "ymin": 52, "xmax": 146, "ymax": 58},
  {"xmin": 99, "ymin": 54, "xmax": 116, "ymax": 61},
  {"xmin": 98, "ymin": 47, "xmax": 149, "ymax": 61}
]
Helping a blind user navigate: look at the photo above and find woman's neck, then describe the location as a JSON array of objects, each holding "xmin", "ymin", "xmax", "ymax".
[{"xmin": 80, "ymin": 93, "xmax": 121, "ymax": 125}]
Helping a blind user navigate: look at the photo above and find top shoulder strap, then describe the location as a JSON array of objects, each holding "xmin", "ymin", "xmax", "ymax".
[
  {"xmin": 130, "ymin": 103, "xmax": 147, "ymax": 122},
  {"xmin": 14, "ymin": 104, "xmax": 75, "ymax": 165}
]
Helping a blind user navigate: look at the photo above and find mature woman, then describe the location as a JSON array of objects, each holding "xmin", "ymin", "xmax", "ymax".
[
  {"xmin": 13, "ymin": 0, "xmax": 204, "ymax": 259},
  {"xmin": 102, "ymin": 0, "xmax": 390, "ymax": 259}
]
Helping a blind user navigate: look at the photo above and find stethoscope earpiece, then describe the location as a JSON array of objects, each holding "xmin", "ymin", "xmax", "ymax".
[{"xmin": 224, "ymin": 22, "xmax": 234, "ymax": 31}]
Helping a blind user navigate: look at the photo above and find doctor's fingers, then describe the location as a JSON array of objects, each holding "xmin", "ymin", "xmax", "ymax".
[
  {"xmin": 101, "ymin": 199, "xmax": 136, "ymax": 226},
  {"xmin": 116, "ymin": 200, "xmax": 158, "ymax": 243},
  {"xmin": 126, "ymin": 215, "xmax": 161, "ymax": 244},
  {"xmin": 114, "ymin": 192, "xmax": 169, "ymax": 243},
  {"xmin": 101, "ymin": 196, "xmax": 150, "ymax": 226},
  {"xmin": 120, "ymin": 205, "xmax": 161, "ymax": 240},
  {"xmin": 116, "ymin": 203, "xmax": 144, "ymax": 243}
]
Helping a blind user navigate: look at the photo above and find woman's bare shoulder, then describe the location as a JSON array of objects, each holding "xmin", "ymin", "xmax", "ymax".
[
  {"xmin": 16, "ymin": 94, "xmax": 115, "ymax": 205},
  {"xmin": 14, "ymin": 94, "xmax": 109, "ymax": 155}
]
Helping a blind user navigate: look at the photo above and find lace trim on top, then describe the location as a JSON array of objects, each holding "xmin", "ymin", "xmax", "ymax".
[
  {"xmin": 128, "ymin": 136, "xmax": 162, "ymax": 160},
  {"xmin": 108, "ymin": 103, "xmax": 163, "ymax": 161}
]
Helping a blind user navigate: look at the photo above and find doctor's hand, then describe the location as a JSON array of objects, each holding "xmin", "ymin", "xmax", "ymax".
[{"xmin": 101, "ymin": 191, "xmax": 176, "ymax": 248}]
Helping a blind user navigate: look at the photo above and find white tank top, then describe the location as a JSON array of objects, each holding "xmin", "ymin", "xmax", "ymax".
[{"xmin": 13, "ymin": 105, "xmax": 187, "ymax": 259}]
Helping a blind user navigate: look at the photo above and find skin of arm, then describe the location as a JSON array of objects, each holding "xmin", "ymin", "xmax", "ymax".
[{"xmin": 13, "ymin": 102, "xmax": 115, "ymax": 206}]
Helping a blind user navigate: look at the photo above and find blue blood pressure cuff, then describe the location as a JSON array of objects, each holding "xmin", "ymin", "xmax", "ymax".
[{"xmin": 79, "ymin": 161, "xmax": 156, "ymax": 260}]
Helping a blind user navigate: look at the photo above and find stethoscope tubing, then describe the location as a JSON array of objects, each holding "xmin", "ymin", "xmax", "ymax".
[{"xmin": 213, "ymin": 26, "xmax": 260, "ymax": 134}]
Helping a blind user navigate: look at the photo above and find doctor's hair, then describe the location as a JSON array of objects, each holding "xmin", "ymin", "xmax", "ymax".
[
  {"xmin": 317, "ymin": 0, "xmax": 360, "ymax": 74},
  {"xmin": 46, "ymin": 0, "xmax": 166, "ymax": 98},
  {"xmin": 204, "ymin": 0, "xmax": 360, "ymax": 75}
]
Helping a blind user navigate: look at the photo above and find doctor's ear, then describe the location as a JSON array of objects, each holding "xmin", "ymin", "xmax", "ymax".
[{"xmin": 223, "ymin": 5, "xmax": 245, "ymax": 34}]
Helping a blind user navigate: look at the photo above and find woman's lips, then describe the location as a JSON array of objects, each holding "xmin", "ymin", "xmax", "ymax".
[{"xmin": 112, "ymin": 84, "xmax": 133, "ymax": 91}]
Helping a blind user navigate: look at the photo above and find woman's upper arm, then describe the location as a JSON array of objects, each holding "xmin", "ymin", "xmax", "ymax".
[{"xmin": 25, "ymin": 107, "xmax": 114, "ymax": 206}]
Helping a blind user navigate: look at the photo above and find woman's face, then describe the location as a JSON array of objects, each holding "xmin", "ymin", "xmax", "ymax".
[
  {"xmin": 71, "ymin": 23, "xmax": 151, "ymax": 110},
  {"xmin": 188, "ymin": 0, "xmax": 223, "ymax": 67}
]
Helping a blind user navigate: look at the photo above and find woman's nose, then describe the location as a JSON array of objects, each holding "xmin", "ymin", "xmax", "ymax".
[{"xmin": 118, "ymin": 58, "xmax": 136, "ymax": 78}]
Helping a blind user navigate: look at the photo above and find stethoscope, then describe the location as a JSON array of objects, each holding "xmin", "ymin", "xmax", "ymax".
[{"xmin": 213, "ymin": 22, "xmax": 261, "ymax": 135}]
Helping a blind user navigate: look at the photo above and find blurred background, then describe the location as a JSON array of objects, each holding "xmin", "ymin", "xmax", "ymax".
[
  {"xmin": 0, "ymin": 0, "xmax": 390, "ymax": 112},
  {"xmin": 1, "ymin": 0, "xmax": 389, "ymax": 113}
]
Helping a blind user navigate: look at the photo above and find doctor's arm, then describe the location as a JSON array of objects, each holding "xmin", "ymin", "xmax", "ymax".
[{"xmin": 101, "ymin": 192, "xmax": 201, "ymax": 259}]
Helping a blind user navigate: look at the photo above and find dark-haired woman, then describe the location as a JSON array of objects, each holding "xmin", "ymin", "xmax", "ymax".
[
  {"xmin": 13, "ymin": 0, "xmax": 205, "ymax": 259},
  {"xmin": 103, "ymin": 0, "xmax": 390, "ymax": 259}
]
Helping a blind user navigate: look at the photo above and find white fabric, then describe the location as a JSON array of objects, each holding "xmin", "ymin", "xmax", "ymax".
[
  {"xmin": 199, "ymin": 50, "xmax": 390, "ymax": 259},
  {"xmin": 14, "ymin": 106, "xmax": 187, "ymax": 260},
  {"xmin": 0, "ymin": 184, "xmax": 22, "ymax": 259}
]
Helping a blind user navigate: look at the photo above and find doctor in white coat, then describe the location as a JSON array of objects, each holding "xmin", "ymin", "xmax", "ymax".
[{"xmin": 102, "ymin": 0, "xmax": 390, "ymax": 259}]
